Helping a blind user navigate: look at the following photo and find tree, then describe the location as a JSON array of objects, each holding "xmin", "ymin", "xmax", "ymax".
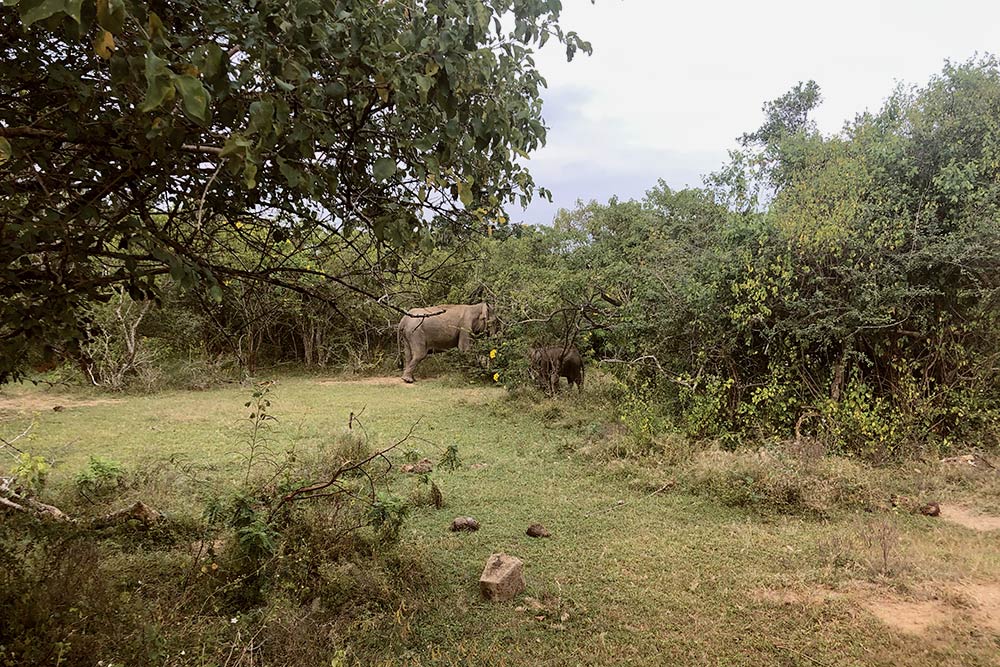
[
  {"xmin": 740, "ymin": 79, "xmax": 822, "ymax": 148},
  {"xmin": 0, "ymin": 0, "xmax": 591, "ymax": 382}
]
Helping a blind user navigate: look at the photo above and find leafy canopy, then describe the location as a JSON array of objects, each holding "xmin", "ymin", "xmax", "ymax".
[{"xmin": 0, "ymin": 0, "xmax": 591, "ymax": 381}]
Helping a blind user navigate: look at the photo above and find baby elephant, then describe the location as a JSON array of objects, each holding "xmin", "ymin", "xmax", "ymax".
[{"xmin": 529, "ymin": 345, "xmax": 584, "ymax": 394}]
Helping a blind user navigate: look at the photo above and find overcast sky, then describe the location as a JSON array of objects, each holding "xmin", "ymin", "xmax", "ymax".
[{"xmin": 517, "ymin": 0, "xmax": 1000, "ymax": 224}]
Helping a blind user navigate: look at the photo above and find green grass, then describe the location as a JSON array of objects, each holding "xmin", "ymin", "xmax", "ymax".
[{"xmin": 2, "ymin": 376, "xmax": 999, "ymax": 666}]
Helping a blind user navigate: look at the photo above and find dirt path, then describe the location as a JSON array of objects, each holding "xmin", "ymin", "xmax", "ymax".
[
  {"xmin": 0, "ymin": 391, "xmax": 118, "ymax": 414},
  {"xmin": 939, "ymin": 504, "xmax": 1000, "ymax": 531}
]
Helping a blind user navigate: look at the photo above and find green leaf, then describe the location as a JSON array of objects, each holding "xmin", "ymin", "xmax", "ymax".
[
  {"xmin": 140, "ymin": 51, "xmax": 174, "ymax": 112},
  {"xmin": 19, "ymin": 0, "xmax": 69, "ymax": 26},
  {"xmin": 63, "ymin": 0, "xmax": 82, "ymax": 22},
  {"xmin": 199, "ymin": 43, "xmax": 224, "ymax": 81},
  {"xmin": 373, "ymin": 157, "xmax": 396, "ymax": 182},
  {"xmin": 248, "ymin": 100, "xmax": 274, "ymax": 135},
  {"xmin": 93, "ymin": 29, "xmax": 114, "ymax": 59},
  {"xmin": 96, "ymin": 0, "xmax": 126, "ymax": 33},
  {"xmin": 220, "ymin": 134, "xmax": 251, "ymax": 158},
  {"xmin": 148, "ymin": 11, "xmax": 165, "ymax": 42},
  {"xmin": 456, "ymin": 181, "xmax": 473, "ymax": 207},
  {"xmin": 277, "ymin": 157, "xmax": 302, "ymax": 188},
  {"xmin": 244, "ymin": 162, "xmax": 258, "ymax": 189},
  {"xmin": 325, "ymin": 81, "xmax": 347, "ymax": 97},
  {"xmin": 174, "ymin": 74, "xmax": 211, "ymax": 123},
  {"xmin": 0, "ymin": 137, "xmax": 11, "ymax": 165}
]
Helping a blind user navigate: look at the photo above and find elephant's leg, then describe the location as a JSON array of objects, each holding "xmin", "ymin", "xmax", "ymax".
[
  {"xmin": 401, "ymin": 342, "xmax": 426, "ymax": 383},
  {"xmin": 457, "ymin": 330, "xmax": 472, "ymax": 353}
]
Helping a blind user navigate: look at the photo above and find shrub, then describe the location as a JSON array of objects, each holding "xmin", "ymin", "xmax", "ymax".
[
  {"xmin": 677, "ymin": 446, "xmax": 882, "ymax": 516},
  {"xmin": 74, "ymin": 456, "xmax": 126, "ymax": 499}
]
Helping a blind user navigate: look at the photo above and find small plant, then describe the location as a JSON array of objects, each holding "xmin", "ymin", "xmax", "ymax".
[
  {"xmin": 75, "ymin": 456, "xmax": 126, "ymax": 498},
  {"xmin": 863, "ymin": 519, "xmax": 901, "ymax": 577},
  {"xmin": 240, "ymin": 382, "xmax": 278, "ymax": 485},
  {"xmin": 439, "ymin": 445, "xmax": 461, "ymax": 472},
  {"xmin": 410, "ymin": 473, "xmax": 444, "ymax": 509},
  {"xmin": 12, "ymin": 452, "xmax": 49, "ymax": 495},
  {"xmin": 368, "ymin": 492, "xmax": 409, "ymax": 541}
]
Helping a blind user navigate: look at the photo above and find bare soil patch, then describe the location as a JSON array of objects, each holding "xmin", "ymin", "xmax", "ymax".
[
  {"xmin": 0, "ymin": 393, "xmax": 119, "ymax": 415},
  {"xmin": 938, "ymin": 504, "xmax": 1000, "ymax": 532},
  {"xmin": 959, "ymin": 583, "xmax": 1000, "ymax": 633},
  {"xmin": 756, "ymin": 583, "xmax": 1000, "ymax": 636},
  {"xmin": 864, "ymin": 597, "xmax": 956, "ymax": 635}
]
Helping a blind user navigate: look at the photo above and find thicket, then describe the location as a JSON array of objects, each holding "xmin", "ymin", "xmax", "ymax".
[{"xmin": 468, "ymin": 59, "xmax": 1000, "ymax": 459}]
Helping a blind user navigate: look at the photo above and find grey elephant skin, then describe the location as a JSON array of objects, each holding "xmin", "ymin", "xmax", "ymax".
[
  {"xmin": 530, "ymin": 345, "xmax": 584, "ymax": 393},
  {"xmin": 398, "ymin": 303, "xmax": 494, "ymax": 383}
]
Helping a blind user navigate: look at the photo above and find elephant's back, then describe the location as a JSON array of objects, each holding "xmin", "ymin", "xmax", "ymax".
[
  {"xmin": 399, "ymin": 305, "xmax": 457, "ymax": 331},
  {"xmin": 401, "ymin": 304, "xmax": 458, "ymax": 319}
]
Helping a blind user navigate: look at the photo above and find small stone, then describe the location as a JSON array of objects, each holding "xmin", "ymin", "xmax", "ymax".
[
  {"xmin": 919, "ymin": 502, "xmax": 941, "ymax": 517},
  {"xmin": 469, "ymin": 463, "xmax": 488, "ymax": 470},
  {"xmin": 52, "ymin": 405, "xmax": 64, "ymax": 412},
  {"xmin": 401, "ymin": 458, "xmax": 433, "ymax": 474},
  {"xmin": 450, "ymin": 516, "xmax": 480, "ymax": 532},
  {"xmin": 526, "ymin": 523, "xmax": 551, "ymax": 538},
  {"xmin": 479, "ymin": 553, "xmax": 526, "ymax": 602}
]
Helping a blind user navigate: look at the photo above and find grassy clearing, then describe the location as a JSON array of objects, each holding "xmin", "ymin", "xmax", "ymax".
[{"xmin": 2, "ymin": 375, "xmax": 999, "ymax": 666}]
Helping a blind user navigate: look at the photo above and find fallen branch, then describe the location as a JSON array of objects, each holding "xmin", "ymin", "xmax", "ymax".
[
  {"xmin": 0, "ymin": 476, "xmax": 162, "ymax": 527},
  {"xmin": 268, "ymin": 418, "xmax": 420, "ymax": 520}
]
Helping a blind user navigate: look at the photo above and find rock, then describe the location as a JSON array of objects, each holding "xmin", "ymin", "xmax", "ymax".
[
  {"xmin": 52, "ymin": 405, "xmax": 64, "ymax": 412},
  {"xmin": 919, "ymin": 502, "xmax": 941, "ymax": 517},
  {"xmin": 190, "ymin": 538, "xmax": 227, "ymax": 559},
  {"xmin": 401, "ymin": 458, "xmax": 433, "ymax": 474},
  {"xmin": 526, "ymin": 523, "xmax": 551, "ymax": 538},
  {"xmin": 469, "ymin": 463, "xmax": 488, "ymax": 470},
  {"xmin": 479, "ymin": 553, "xmax": 526, "ymax": 602},
  {"xmin": 450, "ymin": 516, "xmax": 480, "ymax": 532}
]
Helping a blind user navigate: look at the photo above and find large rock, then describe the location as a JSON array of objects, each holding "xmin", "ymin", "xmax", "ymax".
[{"xmin": 479, "ymin": 553, "xmax": 525, "ymax": 602}]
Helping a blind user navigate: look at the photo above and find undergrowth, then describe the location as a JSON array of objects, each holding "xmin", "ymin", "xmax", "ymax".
[{"xmin": 0, "ymin": 385, "xmax": 430, "ymax": 667}]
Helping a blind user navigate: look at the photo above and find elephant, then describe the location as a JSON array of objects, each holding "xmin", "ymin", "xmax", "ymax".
[
  {"xmin": 529, "ymin": 344, "xmax": 584, "ymax": 394},
  {"xmin": 398, "ymin": 302, "xmax": 495, "ymax": 383}
]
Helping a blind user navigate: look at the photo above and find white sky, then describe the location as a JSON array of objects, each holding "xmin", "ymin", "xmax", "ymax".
[{"xmin": 518, "ymin": 0, "xmax": 1000, "ymax": 224}]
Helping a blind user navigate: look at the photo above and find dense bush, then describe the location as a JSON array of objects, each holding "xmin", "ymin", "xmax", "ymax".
[{"xmin": 459, "ymin": 59, "xmax": 1000, "ymax": 459}]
